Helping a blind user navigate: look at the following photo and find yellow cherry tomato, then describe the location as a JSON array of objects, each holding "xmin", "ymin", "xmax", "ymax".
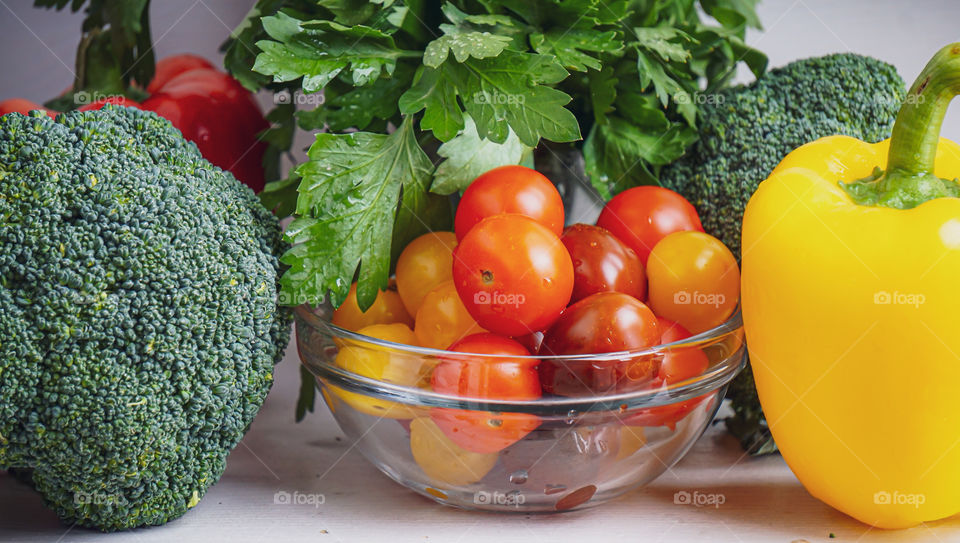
[
  {"xmin": 332, "ymin": 323, "xmax": 426, "ymax": 418},
  {"xmin": 414, "ymin": 280, "xmax": 486, "ymax": 350},
  {"xmin": 409, "ymin": 417, "xmax": 498, "ymax": 486},
  {"xmin": 615, "ymin": 426, "xmax": 647, "ymax": 461},
  {"xmin": 332, "ymin": 281, "xmax": 413, "ymax": 332},
  {"xmin": 396, "ymin": 231, "xmax": 458, "ymax": 316},
  {"xmin": 646, "ymin": 231, "xmax": 739, "ymax": 334}
]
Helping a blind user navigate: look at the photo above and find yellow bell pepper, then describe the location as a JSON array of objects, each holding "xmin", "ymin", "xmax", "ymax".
[{"xmin": 742, "ymin": 43, "xmax": 960, "ymax": 529}]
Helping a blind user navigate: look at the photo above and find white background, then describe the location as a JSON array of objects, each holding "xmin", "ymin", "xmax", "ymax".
[{"xmin": 1, "ymin": 1, "xmax": 960, "ymax": 542}]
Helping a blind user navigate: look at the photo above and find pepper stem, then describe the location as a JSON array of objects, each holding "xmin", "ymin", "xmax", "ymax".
[
  {"xmin": 842, "ymin": 44, "xmax": 960, "ymax": 209},
  {"xmin": 886, "ymin": 43, "xmax": 960, "ymax": 178}
]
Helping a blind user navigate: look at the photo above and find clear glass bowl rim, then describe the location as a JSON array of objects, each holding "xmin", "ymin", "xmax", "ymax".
[{"xmin": 295, "ymin": 304, "xmax": 746, "ymax": 414}]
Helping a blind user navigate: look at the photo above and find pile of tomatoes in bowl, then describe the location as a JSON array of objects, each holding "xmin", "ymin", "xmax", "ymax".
[{"xmin": 296, "ymin": 165, "xmax": 745, "ymax": 512}]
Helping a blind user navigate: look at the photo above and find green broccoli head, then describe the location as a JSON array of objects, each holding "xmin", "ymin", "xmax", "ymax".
[
  {"xmin": 660, "ymin": 52, "xmax": 906, "ymax": 257},
  {"xmin": 0, "ymin": 106, "xmax": 291, "ymax": 530}
]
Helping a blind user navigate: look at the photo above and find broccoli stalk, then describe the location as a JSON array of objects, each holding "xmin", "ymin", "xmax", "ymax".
[
  {"xmin": 0, "ymin": 106, "xmax": 291, "ymax": 530},
  {"xmin": 659, "ymin": 53, "xmax": 906, "ymax": 454}
]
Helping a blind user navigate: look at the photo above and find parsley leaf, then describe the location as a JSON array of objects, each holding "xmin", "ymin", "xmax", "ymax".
[
  {"xmin": 254, "ymin": 12, "xmax": 408, "ymax": 92},
  {"xmin": 401, "ymin": 51, "xmax": 581, "ymax": 146},
  {"xmin": 281, "ymin": 117, "xmax": 439, "ymax": 310},
  {"xmin": 584, "ymin": 116, "xmax": 696, "ymax": 199},
  {"xmin": 530, "ymin": 29, "xmax": 622, "ymax": 72},
  {"xmin": 423, "ymin": 31, "xmax": 513, "ymax": 67},
  {"xmin": 431, "ymin": 116, "xmax": 532, "ymax": 195},
  {"xmin": 398, "ymin": 66, "xmax": 465, "ymax": 142}
]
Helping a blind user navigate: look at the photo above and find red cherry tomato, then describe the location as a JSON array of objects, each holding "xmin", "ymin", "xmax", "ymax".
[
  {"xmin": 77, "ymin": 96, "xmax": 141, "ymax": 111},
  {"xmin": 0, "ymin": 98, "xmax": 56, "ymax": 118},
  {"xmin": 453, "ymin": 214, "xmax": 574, "ymax": 336},
  {"xmin": 621, "ymin": 318, "xmax": 711, "ymax": 428},
  {"xmin": 539, "ymin": 292, "xmax": 660, "ymax": 396},
  {"xmin": 431, "ymin": 333, "xmax": 542, "ymax": 453},
  {"xmin": 561, "ymin": 223, "xmax": 646, "ymax": 304},
  {"xmin": 596, "ymin": 186, "xmax": 703, "ymax": 265},
  {"xmin": 656, "ymin": 318, "xmax": 709, "ymax": 383},
  {"xmin": 454, "ymin": 165, "xmax": 564, "ymax": 241},
  {"xmin": 622, "ymin": 393, "xmax": 713, "ymax": 430},
  {"xmin": 147, "ymin": 54, "xmax": 216, "ymax": 93},
  {"xmin": 141, "ymin": 68, "xmax": 268, "ymax": 192}
]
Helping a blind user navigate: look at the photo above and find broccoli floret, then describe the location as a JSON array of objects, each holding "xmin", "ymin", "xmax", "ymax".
[
  {"xmin": 660, "ymin": 54, "xmax": 906, "ymax": 455},
  {"xmin": 661, "ymin": 53, "xmax": 905, "ymax": 256},
  {"xmin": 0, "ymin": 106, "xmax": 290, "ymax": 530}
]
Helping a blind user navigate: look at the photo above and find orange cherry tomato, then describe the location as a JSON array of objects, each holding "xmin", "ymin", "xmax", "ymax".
[
  {"xmin": 395, "ymin": 231, "xmax": 457, "ymax": 316},
  {"xmin": 332, "ymin": 282, "xmax": 413, "ymax": 332},
  {"xmin": 646, "ymin": 231, "xmax": 739, "ymax": 334},
  {"xmin": 414, "ymin": 280, "xmax": 486, "ymax": 350}
]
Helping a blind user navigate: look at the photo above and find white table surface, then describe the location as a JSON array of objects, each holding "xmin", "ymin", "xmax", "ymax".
[{"xmin": 3, "ymin": 1, "xmax": 960, "ymax": 541}]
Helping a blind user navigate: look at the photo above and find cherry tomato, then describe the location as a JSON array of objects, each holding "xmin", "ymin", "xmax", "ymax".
[
  {"xmin": 332, "ymin": 323, "xmax": 427, "ymax": 418},
  {"xmin": 453, "ymin": 214, "xmax": 573, "ymax": 337},
  {"xmin": 395, "ymin": 231, "xmax": 457, "ymax": 316},
  {"xmin": 454, "ymin": 165, "xmax": 564, "ymax": 241},
  {"xmin": 332, "ymin": 282, "xmax": 413, "ymax": 332},
  {"xmin": 646, "ymin": 231, "xmax": 739, "ymax": 334},
  {"xmin": 620, "ymin": 319, "xmax": 712, "ymax": 429},
  {"xmin": 596, "ymin": 186, "xmax": 703, "ymax": 265},
  {"xmin": 539, "ymin": 292, "xmax": 660, "ymax": 396},
  {"xmin": 147, "ymin": 54, "xmax": 216, "ymax": 93},
  {"xmin": 561, "ymin": 223, "xmax": 646, "ymax": 303},
  {"xmin": 431, "ymin": 333, "xmax": 541, "ymax": 453},
  {"xmin": 656, "ymin": 317, "xmax": 709, "ymax": 383},
  {"xmin": 615, "ymin": 426, "xmax": 647, "ymax": 461},
  {"xmin": 622, "ymin": 391, "xmax": 712, "ymax": 430},
  {"xmin": 414, "ymin": 280, "xmax": 485, "ymax": 350},
  {"xmin": 78, "ymin": 96, "xmax": 141, "ymax": 111},
  {"xmin": 409, "ymin": 418, "xmax": 499, "ymax": 485},
  {"xmin": 0, "ymin": 98, "xmax": 57, "ymax": 118}
]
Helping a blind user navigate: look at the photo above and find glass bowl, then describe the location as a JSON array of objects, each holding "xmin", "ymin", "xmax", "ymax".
[{"xmin": 295, "ymin": 304, "xmax": 745, "ymax": 513}]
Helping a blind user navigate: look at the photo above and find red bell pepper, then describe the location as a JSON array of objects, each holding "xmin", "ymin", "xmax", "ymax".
[{"xmin": 141, "ymin": 59, "xmax": 269, "ymax": 192}]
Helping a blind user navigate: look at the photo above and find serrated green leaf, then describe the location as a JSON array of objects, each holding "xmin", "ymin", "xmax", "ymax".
[
  {"xmin": 530, "ymin": 29, "xmax": 621, "ymax": 72},
  {"xmin": 326, "ymin": 63, "xmax": 413, "ymax": 131},
  {"xmin": 431, "ymin": 116, "xmax": 532, "ymax": 195},
  {"xmin": 636, "ymin": 52, "xmax": 688, "ymax": 108},
  {"xmin": 281, "ymin": 117, "xmax": 434, "ymax": 310},
  {"xmin": 423, "ymin": 31, "xmax": 512, "ymax": 67},
  {"xmin": 254, "ymin": 12, "xmax": 406, "ymax": 92},
  {"xmin": 398, "ymin": 66, "xmax": 464, "ymax": 142},
  {"xmin": 583, "ymin": 116, "xmax": 696, "ymax": 198},
  {"xmin": 449, "ymin": 52, "xmax": 580, "ymax": 146},
  {"xmin": 633, "ymin": 27, "xmax": 696, "ymax": 63},
  {"xmin": 402, "ymin": 51, "xmax": 580, "ymax": 146}
]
